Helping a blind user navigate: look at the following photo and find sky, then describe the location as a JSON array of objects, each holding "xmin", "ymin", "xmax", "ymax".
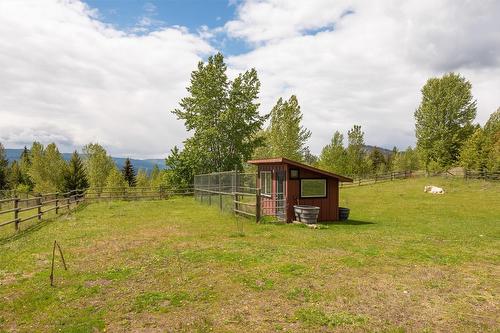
[{"xmin": 0, "ymin": 0, "xmax": 499, "ymax": 159}]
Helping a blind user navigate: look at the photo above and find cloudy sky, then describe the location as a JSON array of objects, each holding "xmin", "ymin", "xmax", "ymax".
[{"xmin": 1, "ymin": 0, "xmax": 499, "ymax": 158}]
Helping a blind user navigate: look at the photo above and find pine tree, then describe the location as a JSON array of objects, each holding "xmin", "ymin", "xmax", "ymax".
[
  {"xmin": 0, "ymin": 143, "xmax": 9, "ymax": 190},
  {"xmin": 63, "ymin": 151, "xmax": 89, "ymax": 192},
  {"xmin": 122, "ymin": 158, "xmax": 136, "ymax": 187},
  {"xmin": 368, "ymin": 147, "xmax": 386, "ymax": 174}
]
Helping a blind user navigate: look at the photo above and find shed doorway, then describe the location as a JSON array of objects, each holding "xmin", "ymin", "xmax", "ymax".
[{"xmin": 276, "ymin": 171, "xmax": 286, "ymax": 220}]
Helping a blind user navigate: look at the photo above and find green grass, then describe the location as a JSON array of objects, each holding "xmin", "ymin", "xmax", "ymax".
[{"xmin": 0, "ymin": 178, "xmax": 499, "ymax": 332}]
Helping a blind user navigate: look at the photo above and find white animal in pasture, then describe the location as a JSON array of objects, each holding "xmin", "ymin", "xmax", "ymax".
[{"xmin": 424, "ymin": 185, "xmax": 445, "ymax": 194}]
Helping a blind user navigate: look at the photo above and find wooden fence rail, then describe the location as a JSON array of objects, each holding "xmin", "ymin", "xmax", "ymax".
[
  {"xmin": 0, "ymin": 190, "xmax": 85, "ymax": 231},
  {"xmin": 0, "ymin": 187, "xmax": 194, "ymax": 233}
]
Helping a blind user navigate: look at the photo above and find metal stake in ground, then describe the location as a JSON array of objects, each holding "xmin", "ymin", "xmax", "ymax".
[{"xmin": 50, "ymin": 240, "xmax": 68, "ymax": 287}]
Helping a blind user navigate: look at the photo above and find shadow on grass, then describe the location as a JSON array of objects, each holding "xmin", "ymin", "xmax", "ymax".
[
  {"xmin": 320, "ymin": 219, "xmax": 375, "ymax": 226},
  {"xmin": 0, "ymin": 203, "xmax": 89, "ymax": 245}
]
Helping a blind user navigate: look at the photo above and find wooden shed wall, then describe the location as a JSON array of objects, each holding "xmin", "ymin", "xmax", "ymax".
[{"xmin": 285, "ymin": 167, "xmax": 339, "ymax": 222}]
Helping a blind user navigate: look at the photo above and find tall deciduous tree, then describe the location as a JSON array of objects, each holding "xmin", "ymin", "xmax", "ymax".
[
  {"xmin": 83, "ymin": 143, "xmax": 114, "ymax": 193},
  {"xmin": 172, "ymin": 53, "xmax": 266, "ymax": 183},
  {"xmin": 0, "ymin": 143, "xmax": 9, "ymax": 190},
  {"xmin": 165, "ymin": 146, "xmax": 193, "ymax": 189},
  {"xmin": 28, "ymin": 142, "xmax": 65, "ymax": 193},
  {"xmin": 393, "ymin": 147, "xmax": 421, "ymax": 172},
  {"xmin": 63, "ymin": 151, "xmax": 89, "ymax": 192},
  {"xmin": 105, "ymin": 167, "xmax": 128, "ymax": 194},
  {"xmin": 415, "ymin": 73, "xmax": 477, "ymax": 170},
  {"xmin": 264, "ymin": 95, "xmax": 311, "ymax": 161},
  {"xmin": 135, "ymin": 169, "xmax": 150, "ymax": 188},
  {"xmin": 460, "ymin": 108, "xmax": 500, "ymax": 172},
  {"xmin": 122, "ymin": 158, "xmax": 136, "ymax": 187},
  {"xmin": 318, "ymin": 131, "xmax": 348, "ymax": 174},
  {"xmin": 346, "ymin": 125, "xmax": 369, "ymax": 178}
]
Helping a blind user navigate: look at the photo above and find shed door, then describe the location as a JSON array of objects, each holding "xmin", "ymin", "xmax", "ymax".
[{"xmin": 276, "ymin": 171, "xmax": 286, "ymax": 220}]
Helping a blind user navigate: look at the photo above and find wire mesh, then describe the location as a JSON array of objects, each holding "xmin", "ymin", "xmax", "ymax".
[{"xmin": 194, "ymin": 171, "xmax": 258, "ymax": 216}]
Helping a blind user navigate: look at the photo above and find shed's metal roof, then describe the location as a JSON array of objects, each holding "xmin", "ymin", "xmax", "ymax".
[{"xmin": 247, "ymin": 157, "xmax": 353, "ymax": 182}]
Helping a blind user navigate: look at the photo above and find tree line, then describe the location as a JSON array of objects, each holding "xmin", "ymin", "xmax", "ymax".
[
  {"xmin": 0, "ymin": 142, "xmax": 165, "ymax": 194},
  {"xmin": 1, "ymin": 54, "xmax": 498, "ymax": 192},
  {"xmin": 167, "ymin": 54, "xmax": 499, "ymax": 187}
]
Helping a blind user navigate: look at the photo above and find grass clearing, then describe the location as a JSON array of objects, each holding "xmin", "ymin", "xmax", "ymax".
[{"xmin": 0, "ymin": 177, "xmax": 499, "ymax": 331}]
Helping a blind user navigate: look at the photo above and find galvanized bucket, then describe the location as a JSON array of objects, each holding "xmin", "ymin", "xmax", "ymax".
[{"xmin": 293, "ymin": 205, "xmax": 320, "ymax": 224}]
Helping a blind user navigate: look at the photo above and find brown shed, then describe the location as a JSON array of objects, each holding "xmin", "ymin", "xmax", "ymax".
[{"xmin": 248, "ymin": 157, "xmax": 353, "ymax": 222}]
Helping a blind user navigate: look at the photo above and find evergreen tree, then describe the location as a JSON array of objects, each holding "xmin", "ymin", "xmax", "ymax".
[
  {"xmin": 0, "ymin": 143, "xmax": 8, "ymax": 190},
  {"xmin": 368, "ymin": 147, "xmax": 386, "ymax": 174},
  {"xmin": 172, "ymin": 52, "xmax": 266, "ymax": 183},
  {"xmin": 318, "ymin": 131, "xmax": 348, "ymax": 174},
  {"xmin": 83, "ymin": 143, "xmax": 114, "ymax": 193},
  {"xmin": 63, "ymin": 151, "xmax": 89, "ymax": 192},
  {"xmin": 415, "ymin": 73, "xmax": 477, "ymax": 171},
  {"xmin": 265, "ymin": 95, "xmax": 311, "ymax": 161},
  {"xmin": 122, "ymin": 158, "xmax": 136, "ymax": 187},
  {"xmin": 19, "ymin": 146, "xmax": 33, "ymax": 189}
]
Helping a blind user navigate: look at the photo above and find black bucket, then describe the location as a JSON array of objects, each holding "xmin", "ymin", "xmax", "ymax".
[{"xmin": 339, "ymin": 207, "xmax": 350, "ymax": 221}]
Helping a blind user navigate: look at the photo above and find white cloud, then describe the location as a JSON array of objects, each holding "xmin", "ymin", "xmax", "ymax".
[
  {"xmin": 226, "ymin": 0, "xmax": 500, "ymax": 152},
  {"xmin": 0, "ymin": 0, "xmax": 499, "ymax": 159},
  {"xmin": 0, "ymin": 0, "xmax": 213, "ymax": 158}
]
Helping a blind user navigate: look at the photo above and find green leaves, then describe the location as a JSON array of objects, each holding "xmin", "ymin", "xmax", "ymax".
[
  {"xmin": 83, "ymin": 143, "xmax": 115, "ymax": 193},
  {"xmin": 262, "ymin": 95, "xmax": 311, "ymax": 162},
  {"xmin": 170, "ymin": 53, "xmax": 266, "ymax": 186},
  {"xmin": 415, "ymin": 73, "xmax": 477, "ymax": 170}
]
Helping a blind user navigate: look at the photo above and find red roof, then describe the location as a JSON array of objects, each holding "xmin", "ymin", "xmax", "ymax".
[{"xmin": 247, "ymin": 157, "xmax": 353, "ymax": 182}]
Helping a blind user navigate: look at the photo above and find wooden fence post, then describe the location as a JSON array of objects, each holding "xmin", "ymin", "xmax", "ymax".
[
  {"xmin": 255, "ymin": 189, "xmax": 261, "ymax": 223},
  {"xmin": 208, "ymin": 175, "xmax": 212, "ymax": 206},
  {"xmin": 14, "ymin": 197, "xmax": 19, "ymax": 231},
  {"xmin": 55, "ymin": 192, "xmax": 59, "ymax": 214},
  {"xmin": 233, "ymin": 192, "xmax": 238, "ymax": 215},
  {"xmin": 219, "ymin": 173, "xmax": 222, "ymax": 211},
  {"xmin": 37, "ymin": 193, "xmax": 42, "ymax": 221}
]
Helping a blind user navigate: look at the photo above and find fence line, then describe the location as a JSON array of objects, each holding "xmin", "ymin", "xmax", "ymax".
[
  {"xmin": 0, "ymin": 190, "xmax": 85, "ymax": 231},
  {"xmin": 340, "ymin": 170, "xmax": 422, "ymax": 187},
  {"xmin": 0, "ymin": 187, "xmax": 194, "ymax": 233}
]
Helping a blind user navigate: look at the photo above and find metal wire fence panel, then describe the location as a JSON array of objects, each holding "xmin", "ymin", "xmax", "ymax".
[{"xmin": 194, "ymin": 171, "xmax": 258, "ymax": 218}]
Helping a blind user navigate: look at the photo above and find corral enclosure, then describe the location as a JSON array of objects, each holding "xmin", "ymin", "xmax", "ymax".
[{"xmin": 0, "ymin": 177, "xmax": 498, "ymax": 332}]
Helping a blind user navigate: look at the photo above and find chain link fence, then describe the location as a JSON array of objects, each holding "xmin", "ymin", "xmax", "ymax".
[{"xmin": 194, "ymin": 171, "xmax": 259, "ymax": 218}]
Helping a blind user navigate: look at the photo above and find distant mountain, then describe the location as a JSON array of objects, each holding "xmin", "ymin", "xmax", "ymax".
[
  {"xmin": 4, "ymin": 149, "xmax": 166, "ymax": 173},
  {"xmin": 363, "ymin": 145, "xmax": 394, "ymax": 157}
]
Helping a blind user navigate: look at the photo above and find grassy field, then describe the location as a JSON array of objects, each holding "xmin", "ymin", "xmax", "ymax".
[{"xmin": 0, "ymin": 177, "xmax": 499, "ymax": 332}]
